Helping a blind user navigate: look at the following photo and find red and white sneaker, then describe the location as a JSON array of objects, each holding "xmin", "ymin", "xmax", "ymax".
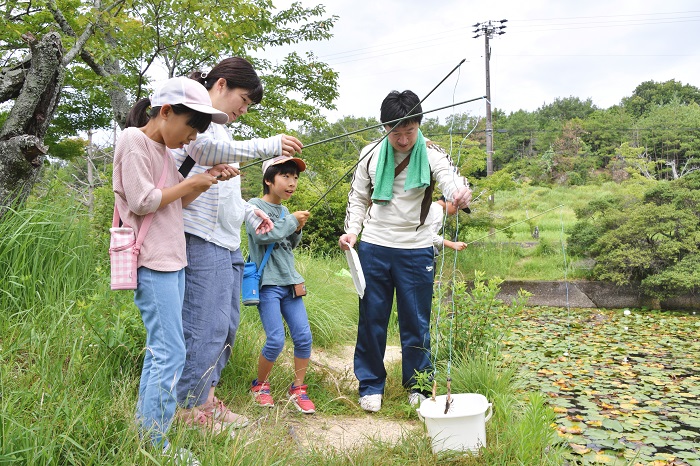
[
  {"xmin": 288, "ymin": 383, "xmax": 316, "ymax": 414},
  {"xmin": 251, "ymin": 379, "xmax": 274, "ymax": 407}
]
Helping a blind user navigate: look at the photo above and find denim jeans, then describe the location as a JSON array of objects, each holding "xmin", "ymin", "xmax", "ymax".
[
  {"xmin": 257, "ymin": 285, "xmax": 312, "ymax": 362},
  {"xmin": 354, "ymin": 242, "xmax": 434, "ymax": 397},
  {"xmin": 134, "ymin": 267, "xmax": 186, "ymax": 447},
  {"xmin": 177, "ymin": 234, "xmax": 243, "ymax": 408}
]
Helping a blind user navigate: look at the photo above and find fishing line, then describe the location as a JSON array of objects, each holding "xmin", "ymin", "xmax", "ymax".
[
  {"xmin": 430, "ymin": 65, "xmax": 475, "ymax": 403},
  {"xmin": 463, "ymin": 204, "xmax": 565, "ymax": 247},
  {"xmin": 559, "ymin": 206, "xmax": 572, "ymax": 358}
]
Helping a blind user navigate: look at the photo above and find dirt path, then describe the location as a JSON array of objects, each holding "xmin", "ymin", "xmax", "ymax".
[{"xmin": 289, "ymin": 345, "xmax": 420, "ymax": 451}]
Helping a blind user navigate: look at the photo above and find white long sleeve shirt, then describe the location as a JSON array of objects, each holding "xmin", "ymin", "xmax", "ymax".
[
  {"xmin": 344, "ymin": 141, "xmax": 469, "ymax": 249},
  {"xmin": 428, "ymin": 202, "xmax": 446, "ymax": 249},
  {"xmin": 170, "ymin": 123, "xmax": 283, "ymax": 250}
]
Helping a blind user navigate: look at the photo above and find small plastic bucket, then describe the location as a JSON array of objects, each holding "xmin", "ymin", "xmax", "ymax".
[{"xmin": 417, "ymin": 393, "xmax": 493, "ymax": 453}]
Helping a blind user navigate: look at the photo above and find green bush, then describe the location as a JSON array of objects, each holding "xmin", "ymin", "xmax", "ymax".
[
  {"xmin": 432, "ymin": 272, "xmax": 530, "ymax": 360},
  {"xmin": 567, "ymin": 175, "xmax": 700, "ymax": 298}
]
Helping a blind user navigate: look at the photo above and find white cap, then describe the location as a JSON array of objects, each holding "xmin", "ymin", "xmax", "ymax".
[{"xmin": 151, "ymin": 77, "xmax": 228, "ymax": 125}]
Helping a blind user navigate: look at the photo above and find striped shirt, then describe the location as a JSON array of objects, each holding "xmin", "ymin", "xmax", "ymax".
[{"xmin": 170, "ymin": 123, "xmax": 283, "ymax": 242}]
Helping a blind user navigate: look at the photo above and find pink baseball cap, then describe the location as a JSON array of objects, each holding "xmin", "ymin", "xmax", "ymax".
[{"xmin": 150, "ymin": 77, "xmax": 229, "ymax": 125}]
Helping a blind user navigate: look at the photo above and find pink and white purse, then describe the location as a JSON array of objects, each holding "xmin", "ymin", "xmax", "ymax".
[{"xmin": 109, "ymin": 155, "xmax": 168, "ymax": 290}]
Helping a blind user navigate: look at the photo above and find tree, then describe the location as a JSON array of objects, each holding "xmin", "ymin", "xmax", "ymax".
[
  {"xmin": 581, "ymin": 105, "xmax": 634, "ymax": 163},
  {"xmin": 0, "ymin": 32, "xmax": 66, "ymax": 217},
  {"xmin": 0, "ymin": 0, "xmax": 340, "ymax": 215},
  {"xmin": 536, "ymin": 96, "xmax": 597, "ymax": 123},
  {"xmin": 568, "ymin": 175, "xmax": 700, "ymax": 298},
  {"xmin": 632, "ymin": 101, "xmax": 700, "ymax": 180},
  {"xmin": 493, "ymin": 109, "xmax": 539, "ymax": 164},
  {"xmin": 621, "ymin": 79, "xmax": 700, "ymax": 119}
]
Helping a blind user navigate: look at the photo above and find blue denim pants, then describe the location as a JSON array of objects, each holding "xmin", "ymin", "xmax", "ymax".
[
  {"xmin": 134, "ymin": 267, "xmax": 186, "ymax": 447},
  {"xmin": 257, "ymin": 285, "xmax": 312, "ymax": 362},
  {"xmin": 177, "ymin": 234, "xmax": 244, "ymax": 408},
  {"xmin": 354, "ymin": 242, "xmax": 434, "ymax": 397}
]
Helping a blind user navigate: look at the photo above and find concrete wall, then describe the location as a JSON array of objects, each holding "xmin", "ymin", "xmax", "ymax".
[{"xmin": 495, "ymin": 280, "xmax": 700, "ymax": 310}]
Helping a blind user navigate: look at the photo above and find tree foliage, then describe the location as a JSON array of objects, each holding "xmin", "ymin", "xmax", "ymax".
[
  {"xmin": 1, "ymin": 0, "xmax": 340, "ymax": 140},
  {"xmin": 621, "ymin": 79, "xmax": 700, "ymax": 119},
  {"xmin": 0, "ymin": 0, "xmax": 340, "ymax": 214},
  {"xmin": 568, "ymin": 175, "xmax": 700, "ymax": 298}
]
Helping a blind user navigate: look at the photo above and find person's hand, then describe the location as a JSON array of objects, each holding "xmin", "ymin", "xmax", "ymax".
[
  {"xmin": 453, "ymin": 241, "xmax": 467, "ymax": 251},
  {"xmin": 188, "ymin": 172, "xmax": 218, "ymax": 192},
  {"xmin": 293, "ymin": 210, "xmax": 310, "ymax": 231},
  {"xmin": 452, "ymin": 186, "xmax": 472, "ymax": 210},
  {"xmin": 281, "ymin": 135, "xmax": 303, "ymax": 157},
  {"xmin": 208, "ymin": 164, "xmax": 240, "ymax": 181},
  {"xmin": 339, "ymin": 233, "xmax": 357, "ymax": 250},
  {"xmin": 253, "ymin": 209, "xmax": 273, "ymax": 234}
]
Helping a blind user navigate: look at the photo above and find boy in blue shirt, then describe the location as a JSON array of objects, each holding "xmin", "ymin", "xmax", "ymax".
[{"xmin": 247, "ymin": 156, "xmax": 315, "ymax": 414}]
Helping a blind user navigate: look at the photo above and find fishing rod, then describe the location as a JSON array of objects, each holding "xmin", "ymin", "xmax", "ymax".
[
  {"xmin": 463, "ymin": 204, "xmax": 565, "ymax": 246},
  {"xmin": 306, "ymin": 58, "xmax": 469, "ymax": 211},
  {"xmin": 238, "ymin": 96, "xmax": 485, "ymax": 171}
]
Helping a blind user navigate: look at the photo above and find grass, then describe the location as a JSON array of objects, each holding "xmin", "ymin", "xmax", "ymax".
[
  {"xmin": 446, "ymin": 181, "xmax": 637, "ymax": 281},
  {"xmin": 0, "ymin": 195, "xmax": 567, "ymax": 465}
]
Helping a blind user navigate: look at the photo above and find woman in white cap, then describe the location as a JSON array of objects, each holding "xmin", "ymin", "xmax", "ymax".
[{"xmin": 113, "ymin": 76, "xmax": 228, "ymax": 463}]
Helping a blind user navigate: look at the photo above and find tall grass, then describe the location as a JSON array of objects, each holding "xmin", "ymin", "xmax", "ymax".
[
  {"xmin": 0, "ymin": 202, "xmax": 99, "ymax": 315},
  {"xmin": 1, "ymin": 196, "xmax": 565, "ymax": 465},
  {"xmin": 444, "ymin": 182, "xmax": 638, "ymax": 281}
]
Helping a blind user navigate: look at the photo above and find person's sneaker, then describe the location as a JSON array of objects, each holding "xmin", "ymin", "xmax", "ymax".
[
  {"xmin": 251, "ymin": 379, "xmax": 274, "ymax": 407},
  {"xmin": 178, "ymin": 407, "xmax": 236, "ymax": 439},
  {"xmin": 359, "ymin": 394, "xmax": 382, "ymax": 412},
  {"xmin": 162, "ymin": 443, "xmax": 201, "ymax": 466},
  {"xmin": 203, "ymin": 397, "xmax": 249, "ymax": 429},
  {"xmin": 408, "ymin": 391, "xmax": 427, "ymax": 407},
  {"xmin": 288, "ymin": 384, "xmax": 316, "ymax": 414}
]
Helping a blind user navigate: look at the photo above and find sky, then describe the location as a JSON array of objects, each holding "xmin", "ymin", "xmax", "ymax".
[{"xmin": 260, "ymin": 0, "xmax": 700, "ymax": 125}]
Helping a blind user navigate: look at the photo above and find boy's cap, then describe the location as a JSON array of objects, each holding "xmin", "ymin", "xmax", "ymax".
[
  {"xmin": 262, "ymin": 156, "xmax": 306, "ymax": 175},
  {"xmin": 151, "ymin": 77, "xmax": 229, "ymax": 125}
]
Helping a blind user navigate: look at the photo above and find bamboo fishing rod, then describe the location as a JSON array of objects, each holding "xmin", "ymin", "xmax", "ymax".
[
  {"xmin": 239, "ymin": 58, "xmax": 470, "ymax": 177},
  {"xmin": 305, "ymin": 59, "xmax": 469, "ymax": 211},
  {"xmin": 238, "ymin": 96, "xmax": 486, "ymax": 172}
]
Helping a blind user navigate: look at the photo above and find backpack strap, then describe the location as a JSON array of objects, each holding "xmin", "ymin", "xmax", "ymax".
[
  {"xmin": 394, "ymin": 153, "xmax": 412, "ymax": 177},
  {"xmin": 256, "ymin": 209, "xmax": 285, "ymax": 274},
  {"xmin": 178, "ymin": 154, "xmax": 196, "ymax": 177}
]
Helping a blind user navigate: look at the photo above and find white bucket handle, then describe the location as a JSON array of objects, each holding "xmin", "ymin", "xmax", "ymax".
[{"xmin": 484, "ymin": 402, "xmax": 493, "ymax": 423}]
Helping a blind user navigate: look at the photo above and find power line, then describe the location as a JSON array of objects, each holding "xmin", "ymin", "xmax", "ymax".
[{"xmin": 306, "ymin": 11, "xmax": 700, "ymax": 67}]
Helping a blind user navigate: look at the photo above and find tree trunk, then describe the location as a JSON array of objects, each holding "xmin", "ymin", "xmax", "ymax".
[{"xmin": 0, "ymin": 32, "xmax": 64, "ymax": 218}]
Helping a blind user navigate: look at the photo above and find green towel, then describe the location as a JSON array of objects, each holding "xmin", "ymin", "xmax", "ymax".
[{"xmin": 372, "ymin": 129, "xmax": 430, "ymax": 205}]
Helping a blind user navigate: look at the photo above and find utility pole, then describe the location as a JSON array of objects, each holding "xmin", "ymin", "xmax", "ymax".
[{"xmin": 473, "ymin": 19, "xmax": 507, "ymax": 177}]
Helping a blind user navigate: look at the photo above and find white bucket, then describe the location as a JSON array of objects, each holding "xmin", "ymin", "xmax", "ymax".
[{"xmin": 417, "ymin": 393, "xmax": 493, "ymax": 453}]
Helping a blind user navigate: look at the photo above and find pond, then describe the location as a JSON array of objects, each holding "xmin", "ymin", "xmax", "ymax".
[{"xmin": 502, "ymin": 307, "xmax": 700, "ymax": 465}]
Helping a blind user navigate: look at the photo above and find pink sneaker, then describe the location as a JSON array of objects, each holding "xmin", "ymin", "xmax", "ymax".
[
  {"xmin": 251, "ymin": 379, "xmax": 274, "ymax": 407},
  {"xmin": 203, "ymin": 397, "xmax": 249, "ymax": 428},
  {"xmin": 288, "ymin": 384, "xmax": 315, "ymax": 414}
]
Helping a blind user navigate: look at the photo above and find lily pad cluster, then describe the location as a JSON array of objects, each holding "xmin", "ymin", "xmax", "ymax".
[{"xmin": 502, "ymin": 307, "xmax": 700, "ymax": 465}]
